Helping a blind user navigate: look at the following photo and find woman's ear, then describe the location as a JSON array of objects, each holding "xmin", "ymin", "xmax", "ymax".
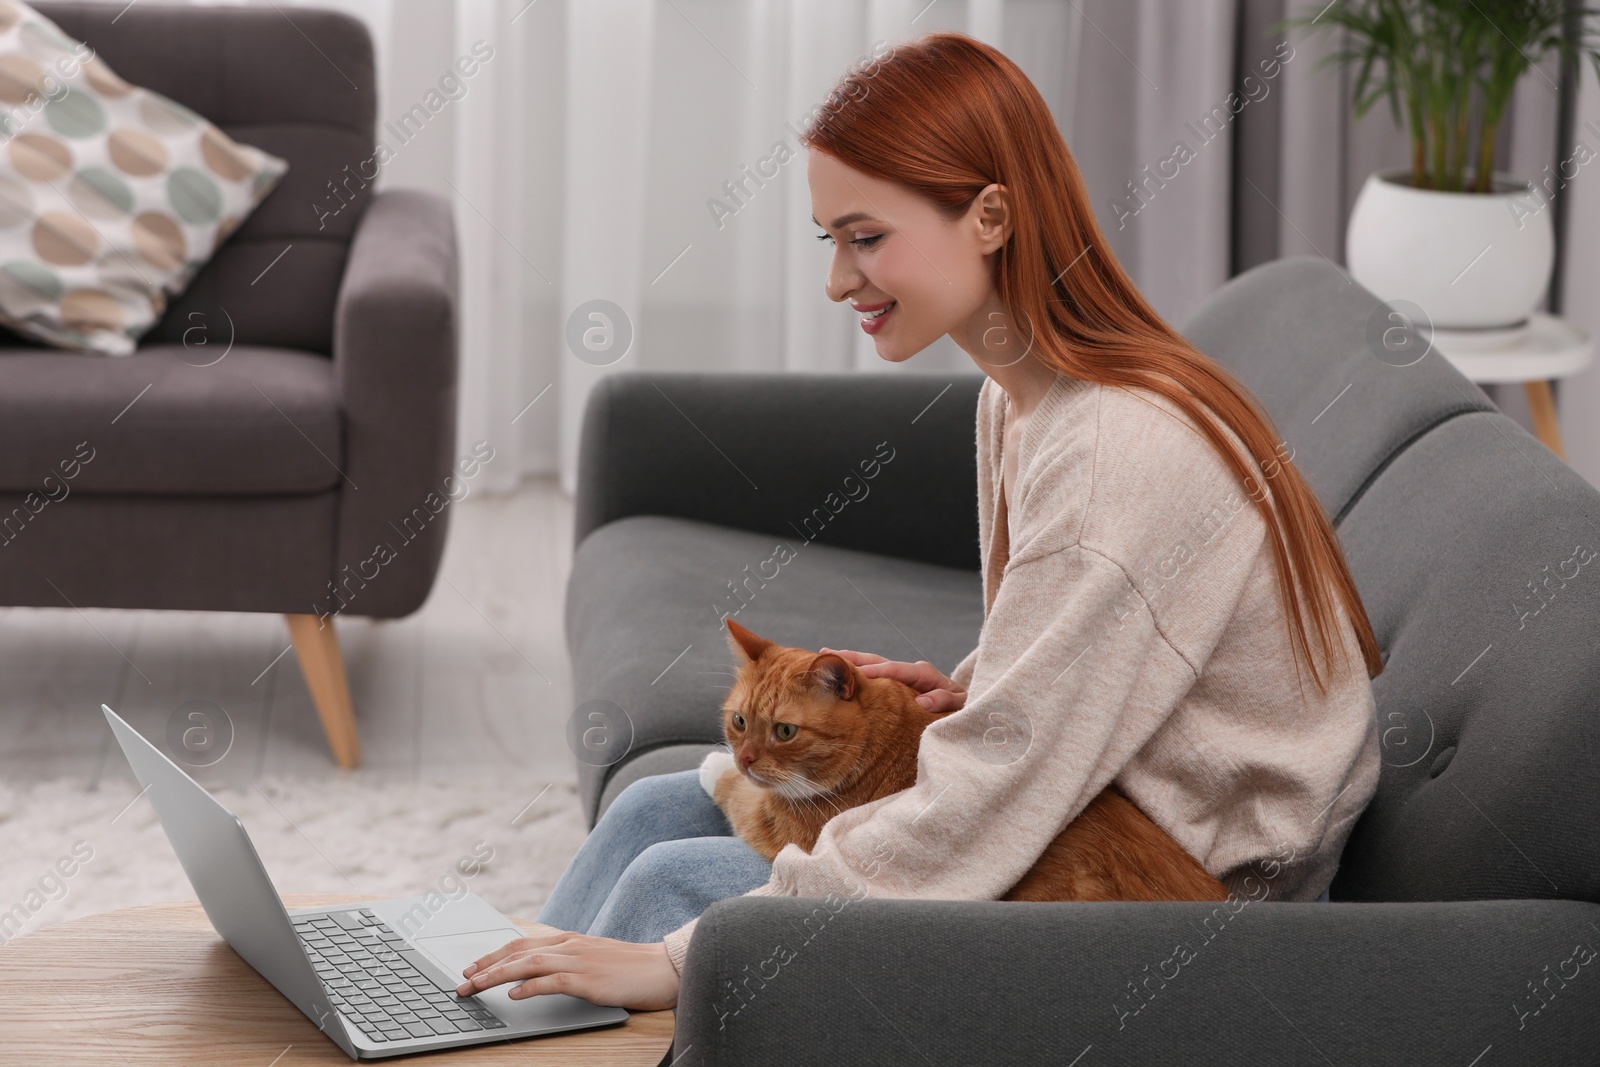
[
  {"xmin": 725, "ymin": 617, "xmax": 774, "ymax": 664},
  {"xmin": 807, "ymin": 652, "xmax": 857, "ymax": 700},
  {"xmin": 972, "ymin": 181, "xmax": 1011, "ymax": 253}
]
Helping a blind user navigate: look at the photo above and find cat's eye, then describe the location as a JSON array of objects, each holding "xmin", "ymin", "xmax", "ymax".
[
  {"xmin": 774, "ymin": 722, "xmax": 797, "ymax": 741},
  {"xmin": 730, "ymin": 712, "xmax": 746, "ymax": 731}
]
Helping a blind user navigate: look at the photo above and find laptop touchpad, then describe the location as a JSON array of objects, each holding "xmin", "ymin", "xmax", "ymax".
[{"xmin": 414, "ymin": 928, "xmax": 613, "ymax": 1026}]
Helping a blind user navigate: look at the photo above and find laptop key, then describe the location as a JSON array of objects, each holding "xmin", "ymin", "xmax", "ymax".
[{"xmin": 292, "ymin": 911, "xmax": 519, "ymax": 1043}]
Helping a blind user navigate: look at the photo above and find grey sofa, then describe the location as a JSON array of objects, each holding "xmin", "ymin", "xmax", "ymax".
[
  {"xmin": 0, "ymin": 5, "xmax": 458, "ymax": 767},
  {"xmin": 567, "ymin": 256, "xmax": 1600, "ymax": 1062}
]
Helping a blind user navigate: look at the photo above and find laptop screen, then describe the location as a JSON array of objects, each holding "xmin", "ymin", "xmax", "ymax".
[{"xmin": 101, "ymin": 705, "xmax": 356, "ymax": 1057}]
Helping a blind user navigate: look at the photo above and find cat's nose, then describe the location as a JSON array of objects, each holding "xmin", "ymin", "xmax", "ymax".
[{"xmin": 739, "ymin": 751, "xmax": 756, "ymax": 766}]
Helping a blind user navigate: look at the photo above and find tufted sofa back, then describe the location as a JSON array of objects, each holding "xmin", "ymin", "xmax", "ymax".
[{"xmin": 1182, "ymin": 256, "xmax": 1600, "ymax": 904}]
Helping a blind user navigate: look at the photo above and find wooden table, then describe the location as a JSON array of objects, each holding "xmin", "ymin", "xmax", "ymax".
[{"xmin": 0, "ymin": 895, "xmax": 674, "ymax": 1065}]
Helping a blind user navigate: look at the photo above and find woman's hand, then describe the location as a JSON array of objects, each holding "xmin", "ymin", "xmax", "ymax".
[
  {"xmin": 819, "ymin": 647, "xmax": 968, "ymax": 713},
  {"xmin": 455, "ymin": 929, "xmax": 678, "ymax": 1011}
]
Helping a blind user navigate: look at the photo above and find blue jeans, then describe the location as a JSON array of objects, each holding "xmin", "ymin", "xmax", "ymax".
[
  {"xmin": 1315, "ymin": 887, "xmax": 1332, "ymax": 902},
  {"xmin": 536, "ymin": 769, "xmax": 773, "ymax": 942}
]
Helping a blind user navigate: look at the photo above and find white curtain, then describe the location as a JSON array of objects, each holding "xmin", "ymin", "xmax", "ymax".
[{"xmin": 319, "ymin": 0, "xmax": 1240, "ymax": 496}]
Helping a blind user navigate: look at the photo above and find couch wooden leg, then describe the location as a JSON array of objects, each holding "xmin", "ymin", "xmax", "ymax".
[{"xmin": 284, "ymin": 613, "xmax": 362, "ymax": 769}]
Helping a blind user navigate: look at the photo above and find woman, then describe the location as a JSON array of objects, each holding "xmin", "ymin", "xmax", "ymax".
[{"xmin": 455, "ymin": 31, "xmax": 1384, "ymax": 1011}]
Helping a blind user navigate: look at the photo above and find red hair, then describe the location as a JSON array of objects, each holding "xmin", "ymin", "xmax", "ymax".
[{"xmin": 801, "ymin": 32, "xmax": 1384, "ymax": 697}]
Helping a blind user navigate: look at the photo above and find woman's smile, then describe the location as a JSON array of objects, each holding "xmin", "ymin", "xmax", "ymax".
[{"xmin": 855, "ymin": 299, "xmax": 896, "ymax": 334}]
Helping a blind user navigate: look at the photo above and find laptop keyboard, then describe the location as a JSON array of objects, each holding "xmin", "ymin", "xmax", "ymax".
[{"xmin": 293, "ymin": 908, "xmax": 508, "ymax": 1044}]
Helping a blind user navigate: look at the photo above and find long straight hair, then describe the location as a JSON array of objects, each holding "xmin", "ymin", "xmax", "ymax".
[{"xmin": 802, "ymin": 32, "xmax": 1384, "ymax": 697}]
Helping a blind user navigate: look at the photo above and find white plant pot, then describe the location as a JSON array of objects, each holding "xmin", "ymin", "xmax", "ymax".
[{"xmin": 1345, "ymin": 167, "xmax": 1553, "ymax": 331}]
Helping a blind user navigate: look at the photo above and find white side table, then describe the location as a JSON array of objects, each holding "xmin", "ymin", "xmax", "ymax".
[{"xmin": 1427, "ymin": 312, "xmax": 1594, "ymax": 459}]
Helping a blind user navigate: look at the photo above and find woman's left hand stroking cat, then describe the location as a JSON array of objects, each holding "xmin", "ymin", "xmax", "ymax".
[{"xmin": 455, "ymin": 931, "xmax": 679, "ymax": 1010}]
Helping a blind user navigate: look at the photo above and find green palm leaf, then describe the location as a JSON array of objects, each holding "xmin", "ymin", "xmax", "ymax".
[{"xmin": 1273, "ymin": 0, "xmax": 1600, "ymax": 191}]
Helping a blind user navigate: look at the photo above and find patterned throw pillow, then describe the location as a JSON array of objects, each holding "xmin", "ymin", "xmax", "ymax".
[{"xmin": 0, "ymin": 1, "xmax": 287, "ymax": 355}]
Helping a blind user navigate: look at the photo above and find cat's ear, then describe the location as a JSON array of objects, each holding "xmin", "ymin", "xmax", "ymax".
[
  {"xmin": 724, "ymin": 617, "xmax": 774, "ymax": 665},
  {"xmin": 808, "ymin": 653, "xmax": 857, "ymax": 701}
]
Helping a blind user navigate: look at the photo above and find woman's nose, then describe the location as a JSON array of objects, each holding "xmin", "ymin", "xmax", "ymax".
[{"xmin": 826, "ymin": 257, "xmax": 861, "ymax": 303}]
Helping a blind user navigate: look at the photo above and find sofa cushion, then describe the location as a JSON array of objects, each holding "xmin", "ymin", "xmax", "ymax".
[
  {"xmin": 566, "ymin": 514, "xmax": 985, "ymax": 826},
  {"xmin": 1331, "ymin": 409, "xmax": 1600, "ymax": 903},
  {"xmin": 1180, "ymin": 255, "xmax": 1496, "ymax": 524},
  {"xmin": 0, "ymin": 343, "xmax": 341, "ymax": 494},
  {"xmin": 0, "ymin": 1, "xmax": 288, "ymax": 356},
  {"xmin": 34, "ymin": 1, "xmax": 376, "ymax": 356}
]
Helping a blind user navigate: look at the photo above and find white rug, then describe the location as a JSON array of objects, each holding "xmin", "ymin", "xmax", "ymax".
[{"xmin": 0, "ymin": 775, "xmax": 593, "ymax": 944}]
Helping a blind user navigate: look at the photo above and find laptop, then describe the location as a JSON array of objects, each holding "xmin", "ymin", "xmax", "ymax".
[{"xmin": 102, "ymin": 704, "xmax": 629, "ymax": 1059}]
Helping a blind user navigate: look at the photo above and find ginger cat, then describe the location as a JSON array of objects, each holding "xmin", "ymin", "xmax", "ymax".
[{"xmin": 700, "ymin": 618, "xmax": 1228, "ymax": 902}]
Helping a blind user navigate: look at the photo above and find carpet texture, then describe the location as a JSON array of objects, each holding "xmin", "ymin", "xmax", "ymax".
[{"xmin": 0, "ymin": 775, "xmax": 592, "ymax": 944}]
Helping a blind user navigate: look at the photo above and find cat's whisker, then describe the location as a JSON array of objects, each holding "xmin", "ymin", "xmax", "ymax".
[
  {"xmin": 799, "ymin": 793, "xmax": 840, "ymax": 823},
  {"xmin": 793, "ymin": 789, "xmax": 831, "ymax": 824}
]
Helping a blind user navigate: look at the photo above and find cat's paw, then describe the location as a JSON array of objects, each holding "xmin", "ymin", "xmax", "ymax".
[{"xmin": 699, "ymin": 748, "xmax": 736, "ymax": 797}]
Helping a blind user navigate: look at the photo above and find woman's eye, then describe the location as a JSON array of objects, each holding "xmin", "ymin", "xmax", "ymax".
[
  {"xmin": 775, "ymin": 722, "xmax": 797, "ymax": 741},
  {"xmin": 814, "ymin": 232, "xmax": 883, "ymax": 249}
]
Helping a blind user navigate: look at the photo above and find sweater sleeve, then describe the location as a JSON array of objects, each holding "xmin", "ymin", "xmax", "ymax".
[
  {"xmin": 716, "ymin": 538, "xmax": 1205, "ymax": 914},
  {"xmin": 661, "ymin": 882, "xmax": 784, "ymax": 974}
]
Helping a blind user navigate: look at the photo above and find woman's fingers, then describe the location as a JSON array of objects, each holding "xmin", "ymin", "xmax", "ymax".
[
  {"xmin": 817, "ymin": 650, "xmax": 965, "ymax": 709},
  {"xmin": 461, "ymin": 932, "xmax": 565, "ymax": 979},
  {"xmin": 460, "ymin": 949, "xmax": 581, "ymax": 997},
  {"xmin": 456, "ymin": 933, "xmax": 681, "ymax": 1011},
  {"xmin": 915, "ymin": 687, "xmax": 967, "ymax": 714},
  {"xmin": 859, "ymin": 658, "xmax": 946, "ymax": 691}
]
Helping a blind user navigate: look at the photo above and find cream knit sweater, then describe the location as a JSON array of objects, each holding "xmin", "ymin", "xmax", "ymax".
[{"xmin": 660, "ymin": 371, "xmax": 1381, "ymax": 974}]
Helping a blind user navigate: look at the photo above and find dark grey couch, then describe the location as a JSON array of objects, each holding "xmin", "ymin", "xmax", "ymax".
[
  {"xmin": 0, "ymin": 5, "xmax": 457, "ymax": 767},
  {"xmin": 567, "ymin": 256, "xmax": 1600, "ymax": 1062}
]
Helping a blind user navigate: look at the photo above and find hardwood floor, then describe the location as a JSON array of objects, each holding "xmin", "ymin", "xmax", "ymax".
[{"xmin": 0, "ymin": 476, "xmax": 577, "ymax": 792}]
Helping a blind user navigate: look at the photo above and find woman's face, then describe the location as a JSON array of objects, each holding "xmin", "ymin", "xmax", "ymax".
[{"xmin": 809, "ymin": 149, "xmax": 1009, "ymax": 364}]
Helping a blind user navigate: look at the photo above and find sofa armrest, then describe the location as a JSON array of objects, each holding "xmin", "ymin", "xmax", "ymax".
[
  {"xmin": 675, "ymin": 895, "xmax": 1600, "ymax": 1064},
  {"xmin": 574, "ymin": 371, "xmax": 984, "ymax": 572},
  {"xmin": 329, "ymin": 189, "xmax": 459, "ymax": 618}
]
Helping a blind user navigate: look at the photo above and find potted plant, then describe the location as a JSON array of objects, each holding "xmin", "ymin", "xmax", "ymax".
[{"xmin": 1278, "ymin": 0, "xmax": 1600, "ymax": 336}]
